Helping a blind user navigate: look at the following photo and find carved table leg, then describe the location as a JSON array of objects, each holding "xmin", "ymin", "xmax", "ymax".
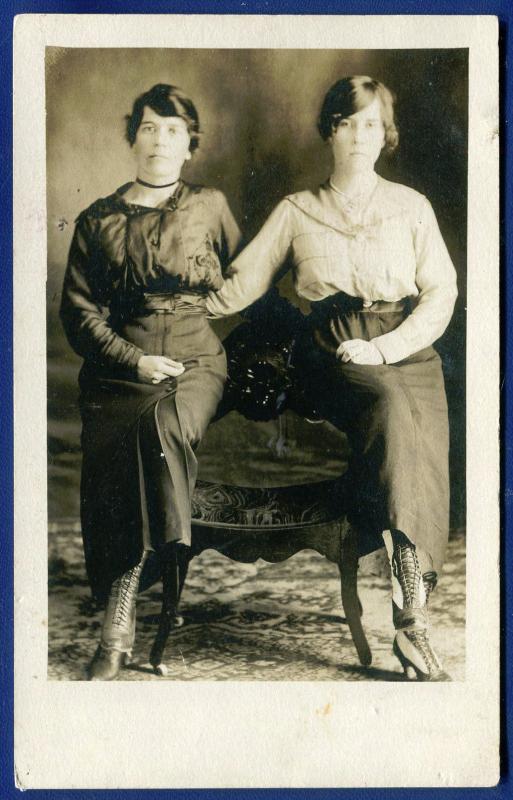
[
  {"xmin": 150, "ymin": 546, "xmax": 190, "ymax": 675},
  {"xmin": 339, "ymin": 527, "xmax": 372, "ymax": 667}
]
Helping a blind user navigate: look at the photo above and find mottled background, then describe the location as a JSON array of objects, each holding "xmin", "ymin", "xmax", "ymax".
[{"xmin": 46, "ymin": 48, "xmax": 467, "ymax": 525}]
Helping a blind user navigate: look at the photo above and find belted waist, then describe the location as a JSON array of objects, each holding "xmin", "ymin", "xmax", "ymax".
[
  {"xmin": 310, "ymin": 292, "xmax": 410, "ymax": 320},
  {"xmin": 137, "ymin": 293, "xmax": 208, "ymax": 315}
]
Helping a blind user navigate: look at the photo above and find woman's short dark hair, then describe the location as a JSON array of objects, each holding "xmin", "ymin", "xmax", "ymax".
[
  {"xmin": 125, "ymin": 83, "xmax": 201, "ymax": 152},
  {"xmin": 318, "ymin": 76, "xmax": 399, "ymax": 154}
]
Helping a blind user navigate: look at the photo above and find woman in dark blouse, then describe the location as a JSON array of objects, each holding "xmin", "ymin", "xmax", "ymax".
[{"xmin": 60, "ymin": 84, "xmax": 241, "ymax": 680}]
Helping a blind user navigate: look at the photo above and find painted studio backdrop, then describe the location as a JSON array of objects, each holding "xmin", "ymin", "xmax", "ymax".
[{"xmin": 46, "ymin": 47, "xmax": 467, "ymax": 529}]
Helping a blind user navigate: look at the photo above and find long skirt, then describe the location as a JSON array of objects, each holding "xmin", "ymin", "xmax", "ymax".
[
  {"xmin": 78, "ymin": 302, "xmax": 226, "ymax": 603},
  {"xmin": 295, "ymin": 297, "xmax": 450, "ymax": 575}
]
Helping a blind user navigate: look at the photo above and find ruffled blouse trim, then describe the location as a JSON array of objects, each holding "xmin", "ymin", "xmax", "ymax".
[{"xmin": 75, "ymin": 180, "xmax": 209, "ymax": 222}]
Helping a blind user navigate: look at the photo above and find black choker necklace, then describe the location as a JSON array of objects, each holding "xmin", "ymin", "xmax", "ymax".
[{"xmin": 136, "ymin": 177, "xmax": 180, "ymax": 189}]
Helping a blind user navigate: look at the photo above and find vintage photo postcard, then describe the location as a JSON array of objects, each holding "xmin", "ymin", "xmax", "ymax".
[{"xmin": 13, "ymin": 13, "xmax": 499, "ymax": 789}]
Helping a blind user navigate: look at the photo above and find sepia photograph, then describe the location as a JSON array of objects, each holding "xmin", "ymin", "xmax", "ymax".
[
  {"xmin": 46, "ymin": 46, "xmax": 467, "ymax": 683},
  {"xmin": 13, "ymin": 13, "xmax": 499, "ymax": 789}
]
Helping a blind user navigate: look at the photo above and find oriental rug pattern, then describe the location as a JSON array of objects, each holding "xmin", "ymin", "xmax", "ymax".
[{"xmin": 48, "ymin": 526, "xmax": 465, "ymax": 681}]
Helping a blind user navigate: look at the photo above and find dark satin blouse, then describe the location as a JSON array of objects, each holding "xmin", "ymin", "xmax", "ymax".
[{"xmin": 60, "ymin": 180, "xmax": 242, "ymax": 373}]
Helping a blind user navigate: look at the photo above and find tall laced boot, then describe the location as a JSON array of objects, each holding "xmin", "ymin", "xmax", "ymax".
[
  {"xmin": 385, "ymin": 531, "xmax": 451, "ymax": 682},
  {"xmin": 88, "ymin": 553, "xmax": 147, "ymax": 681}
]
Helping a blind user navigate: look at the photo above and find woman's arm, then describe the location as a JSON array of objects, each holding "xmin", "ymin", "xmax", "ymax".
[
  {"xmin": 60, "ymin": 214, "xmax": 144, "ymax": 373},
  {"xmin": 370, "ymin": 198, "xmax": 458, "ymax": 364},
  {"xmin": 206, "ymin": 199, "xmax": 294, "ymax": 318},
  {"xmin": 214, "ymin": 191, "xmax": 243, "ymax": 266}
]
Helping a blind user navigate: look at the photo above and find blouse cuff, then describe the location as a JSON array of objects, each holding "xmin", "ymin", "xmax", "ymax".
[
  {"xmin": 124, "ymin": 345, "xmax": 145, "ymax": 376},
  {"xmin": 370, "ymin": 333, "xmax": 411, "ymax": 365}
]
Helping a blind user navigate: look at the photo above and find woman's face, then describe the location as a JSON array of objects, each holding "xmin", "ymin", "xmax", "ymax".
[
  {"xmin": 133, "ymin": 106, "xmax": 191, "ymax": 182},
  {"xmin": 329, "ymin": 96, "xmax": 385, "ymax": 173}
]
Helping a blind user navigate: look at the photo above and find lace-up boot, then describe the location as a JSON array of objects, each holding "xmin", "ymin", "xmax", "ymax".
[
  {"xmin": 88, "ymin": 554, "xmax": 147, "ymax": 681},
  {"xmin": 390, "ymin": 533, "xmax": 451, "ymax": 682}
]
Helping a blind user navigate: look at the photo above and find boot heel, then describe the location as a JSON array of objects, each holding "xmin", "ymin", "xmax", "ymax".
[
  {"xmin": 393, "ymin": 629, "xmax": 452, "ymax": 682},
  {"xmin": 392, "ymin": 637, "xmax": 417, "ymax": 680}
]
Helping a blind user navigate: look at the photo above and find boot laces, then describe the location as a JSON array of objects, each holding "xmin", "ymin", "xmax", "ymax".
[
  {"xmin": 404, "ymin": 628, "xmax": 443, "ymax": 674},
  {"xmin": 392, "ymin": 541, "xmax": 422, "ymax": 608},
  {"xmin": 110, "ymin": 563, "xmax": 143, "ymax": 628}
]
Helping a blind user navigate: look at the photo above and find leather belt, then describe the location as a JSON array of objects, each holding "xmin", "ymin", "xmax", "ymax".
[
  {"xmin": 310, "ymin": 292, "xmax": 410, "ymax": 319},
  {"xmin": 359, "ymin": 299, "xmax": 408, "ymax": 313}
]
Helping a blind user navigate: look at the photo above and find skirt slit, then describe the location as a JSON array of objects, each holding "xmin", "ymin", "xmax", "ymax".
[{"xmin": 78, "ymin": 308, "xmax": 227, "ymax": 603}]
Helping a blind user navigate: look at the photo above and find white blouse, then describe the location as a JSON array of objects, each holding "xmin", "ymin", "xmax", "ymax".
[{"xmin": 206, "ymin": 177, "xmax": 458, "ymax": 364}]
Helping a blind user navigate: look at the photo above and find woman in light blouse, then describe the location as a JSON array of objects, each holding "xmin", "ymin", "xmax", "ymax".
[{"xmin": 207, "ymin": 76, "xmax": 458, "ymax": 681}]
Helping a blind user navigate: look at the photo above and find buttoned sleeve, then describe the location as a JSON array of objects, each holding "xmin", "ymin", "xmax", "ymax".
[
  {"xmin": 206, "ymin": 199, "xmax": 294, "ymax": 317},
  {"xmin": 371, "ymin": 198, "xmax": 458, "ymax": 363},
  {"xmin": 60, "ymin": 213, "xmax": 144, "ymax": 373}
]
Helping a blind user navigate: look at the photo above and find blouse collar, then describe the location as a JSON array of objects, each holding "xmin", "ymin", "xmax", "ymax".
[
  {"xmin": 286, "ymin": 176, "xmax": 413, "ymax": 236},
  {"xmin": 113, "ymin": 179, "xmax": 187, "ymax": 213}
]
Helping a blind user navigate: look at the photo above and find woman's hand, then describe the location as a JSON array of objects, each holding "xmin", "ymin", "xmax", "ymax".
[
  {"xmin": 337, "ymin": 339, "xmax": 384, "ymax": 365},
  {"xmin": 137, "ymin": 354, "xmax": 185, "ymax": 384}
]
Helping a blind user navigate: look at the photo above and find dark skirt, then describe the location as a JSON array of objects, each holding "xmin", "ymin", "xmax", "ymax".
[
  {"xmin": 295, "ymin": 297, "xmax": 450, "ymax": 574},
  {"xmin": 78, "ymin": 302, "xmax": 226, "ymax": 603}
]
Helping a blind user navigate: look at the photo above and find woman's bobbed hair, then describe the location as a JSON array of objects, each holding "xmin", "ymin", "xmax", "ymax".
[
  {"xmin": 125, "ymin": 83, "xmax": 201, "ymax": 152},
  {"xmin": 318, "ymin": 75, "xmax": 399, "ymax": 154}
]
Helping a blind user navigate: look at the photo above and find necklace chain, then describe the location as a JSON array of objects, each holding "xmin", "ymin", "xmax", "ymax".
[{"xmin": 329, "ymin": 176, "xmax": 378, "ymax": 215}]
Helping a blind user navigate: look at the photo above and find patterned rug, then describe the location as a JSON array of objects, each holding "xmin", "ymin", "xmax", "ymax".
[{"xmin": 48, "ymin": 525, "xmax": 466, "ymax": 682}]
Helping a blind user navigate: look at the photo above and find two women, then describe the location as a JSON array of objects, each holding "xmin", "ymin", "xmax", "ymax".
[
  {"xmin": 206, "ymin": 76, "xmax": 457, "ymax": 681},
  {"xmin": 60, "ymin": 84, "xmax": 241, "ymax": 679},
  {"xmin": 62, "ymin": 75, "xmax": 457, "ymax": 682}
]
